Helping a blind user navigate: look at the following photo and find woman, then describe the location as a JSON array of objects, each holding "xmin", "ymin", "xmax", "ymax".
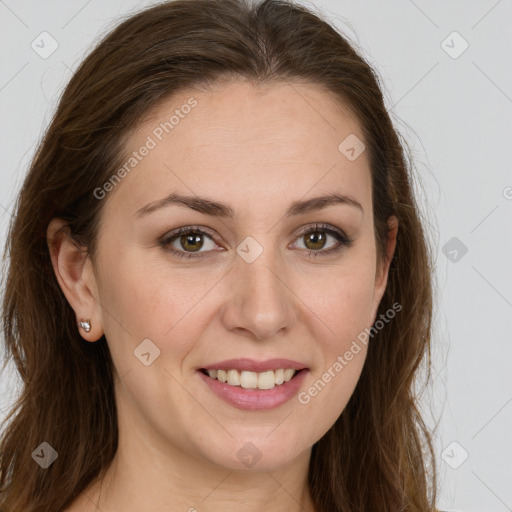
[{"xmin": 0, "ymin": 0, "xmax": 440, "ymax": 510}]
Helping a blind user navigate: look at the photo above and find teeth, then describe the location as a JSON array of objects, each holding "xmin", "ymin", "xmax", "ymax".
[
  {"xmin": 240, "ymin": 371, "xmax": 258, "ymax": 389},
  {"xmin": 258, "ymin": 371, "xmax": 275, "ymax": 390},
  {"xmin": 204, "ymin": 368, "xmax": 299, "ymax": 389},
  {"xmin": 283, "ymin": 369, "xmax": 295, "ymax": 382},
  {"xmin": 227, "ymin": 369, "xmax": 240, "ymax": 386}
]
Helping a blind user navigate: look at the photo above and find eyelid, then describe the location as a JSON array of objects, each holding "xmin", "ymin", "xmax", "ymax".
[
  {"xmin": 159, "ymin": 225, "xmax": 220, "ymax": 255},
  {"xmin": 290, "ymin": 223, "xmax": 355, "ymax": 255},
  {"xmin": 159, "ymin": 223, "xmax": 354, "ymax": 259},
  {"xmin": 294, "ymin": 223, "xmax": 351, "ymax": 242}
]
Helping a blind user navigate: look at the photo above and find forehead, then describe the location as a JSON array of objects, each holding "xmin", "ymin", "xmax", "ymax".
[{"xmin": 105, "ymin": 80, "xmax": 372, "ymax": 219}]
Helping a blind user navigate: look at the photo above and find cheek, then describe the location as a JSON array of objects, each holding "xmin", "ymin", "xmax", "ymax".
[
  {"xmin": 95, "ymin": 251, "xmax": 215, "ymax": 377},
  {"xmin": 297, "ymin": 257, "xmax": 377, "ymax": 349},
  {"xmin": 293, "ymin": 266, "xmax": 374, "ymax": 438},
  {"xmin": 99, "ymin": 246, "xmax": 210, "ymax": 328}
]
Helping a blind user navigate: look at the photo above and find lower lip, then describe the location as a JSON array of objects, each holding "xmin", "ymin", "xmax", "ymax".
[{"xmin": 197, "ymin": 369, "xmax": 308, "ymax": 411}]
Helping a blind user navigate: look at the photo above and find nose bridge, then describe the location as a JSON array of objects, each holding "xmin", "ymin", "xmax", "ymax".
[{"xmin": 225, "ymin": 234, "xmax": 296, "ymax": 339}]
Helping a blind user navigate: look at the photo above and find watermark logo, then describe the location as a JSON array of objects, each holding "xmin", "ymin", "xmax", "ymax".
[
  {"xmin": 32, "ymin": 441, "xmax": 58, "ymax": 468},
  {"xmin": 338, "ymin": 134, "xmax": 366, "ymax": 161},
  {"xmin": 442, "ymin": 236, "xmax": 468, "ymax": 263},
  {"xmin": 441, "ymin": 441, "xmax": 469, "ymax": 469},
  {"xmin": 236, "ymin": 442, "xmax": 263, "ymax": 468},
  {"xmin": 31, "ymin": 31, "xmax": 59, "ymax": 59},
  {"xmin": 441, "ymin": 31, "xmax": 469, "ymax": 60},
  {"xmin": 134, "ymin": 338, "xmax": 161, "ymax": 366},
  {"xmin": 236, "ymin": 236, "xmax": 264, "ymax": 264},
  {"xmin": 93, "ymin": 97, "xmax": 198, "ymax": 200},
  {"xmin": 298, "ymin": 301, "xmax": 402, "ymax": 404}
]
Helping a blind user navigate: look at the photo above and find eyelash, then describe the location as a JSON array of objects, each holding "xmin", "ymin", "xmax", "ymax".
[{"xmin": 159, "ymin": 223, "xmax": 355, "ymax": 260}]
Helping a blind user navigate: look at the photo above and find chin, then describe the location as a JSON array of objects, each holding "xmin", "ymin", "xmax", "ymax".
[{"xmin": 199, "ymin": 431, "xmax": 309, "ymax": 472}]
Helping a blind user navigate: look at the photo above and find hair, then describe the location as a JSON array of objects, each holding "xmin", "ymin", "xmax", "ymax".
[{"xmin": 0, "ymin": 0, "xmax": 439, "ymax": 510}]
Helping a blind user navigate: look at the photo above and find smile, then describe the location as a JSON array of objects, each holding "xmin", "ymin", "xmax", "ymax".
[
  {"xmin": 200, "ymin": 368, "xmax": 298, "ymax": 390},
  {"xmin": 197, "ymin": 367, "xmax": 308, "ymax": 411}
]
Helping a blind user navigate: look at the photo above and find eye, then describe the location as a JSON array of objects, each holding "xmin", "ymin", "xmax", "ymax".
[
  {"xmin": 159, "ymin": 227, "xmax": 220, "ymax": 259},
  {"xmin": 159, "ymin": 223, "xmax": 354, "ymax": 260},
  {"xmin": 292, "ymin": 223, "xmax": 354, "ymax": 257}
]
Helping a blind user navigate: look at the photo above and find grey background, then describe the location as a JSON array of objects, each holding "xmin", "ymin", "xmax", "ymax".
[{"xmin": 1, "ymin": 1, "xmax": 511, "ymax": 511}]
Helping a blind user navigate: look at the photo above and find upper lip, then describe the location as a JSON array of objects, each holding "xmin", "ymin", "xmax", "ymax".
[{"xmin": 200, "ymin": 358, "xmax": 308, "ymax": 373}]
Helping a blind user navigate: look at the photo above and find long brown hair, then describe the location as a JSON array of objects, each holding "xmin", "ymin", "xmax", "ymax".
[{"xmin": 0, "ymin": 0, "xmax": 439, "ymax": 510}]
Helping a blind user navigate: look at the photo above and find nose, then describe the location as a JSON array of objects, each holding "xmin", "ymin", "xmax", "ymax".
[{"xmin": 220, "ymin": 242, "xmax": 298, "ymax": 341}]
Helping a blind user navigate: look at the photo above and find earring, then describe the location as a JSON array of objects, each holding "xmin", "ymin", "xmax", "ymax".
[{"xmin": 78, "ymin": 319, "xmax": 92, "ymax": 333}]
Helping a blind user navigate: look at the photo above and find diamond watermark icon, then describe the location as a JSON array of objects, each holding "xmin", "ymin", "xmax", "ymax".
[
  {"xmin": 441, "ymin": 441, "xmax": 469, "ymax": 469},
  {"xmin": 236, "ymin": 236, "xmax": 263, "ymax": 264},
  {"xmin": 442, "ymin": 236, "xmax": 468, "ymax": 263},
  {"xmin": 236, "ymin": 442, "xmax": 263, "ymax": 468},
  {"xmin": 134, "ymin": 338, "xmax": 161, "ymax": 366},
  {"xmin": 441, "ymin": 31, "xmax": 469, "ymax": 59},
  {"xmin": 31, "ymin": 31, "xmax": 59, "ymax": 59},
  {"xmin": 338, "ymin": 134, "xmax": 365, "ymax": 161},
  {"xmin": 32, "ymin": 441, "xmax": 58, "ymax": 468}
]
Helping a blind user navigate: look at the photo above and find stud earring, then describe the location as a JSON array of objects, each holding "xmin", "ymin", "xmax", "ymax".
[{"xmin": 78, "ymin": 319, "xmax": 92, "ymax": 333}]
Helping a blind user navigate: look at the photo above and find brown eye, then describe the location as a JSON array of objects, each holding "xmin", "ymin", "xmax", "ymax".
[
  {"xmin": 160, "ymin": 227, "xmax": 219, "ymax": 259},
  {"xmin": 303, "ymin": 231, "xmax": 328, "ymax": 251},
  {"xmin": 178, "ymin": 233, "xmax": 204, "ymax": 252},
  {"xmin": 159, "ymin": 223, "xmax": 354, "ymax": 260},
  {"xmin": 293, "ymin": 224, "xmax": 354, "ymax": 257}
]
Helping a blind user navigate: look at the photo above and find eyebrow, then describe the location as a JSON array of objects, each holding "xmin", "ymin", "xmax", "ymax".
[{"xmin": 135, "ymin": 191, "xmax": 364, "ymax": 218}]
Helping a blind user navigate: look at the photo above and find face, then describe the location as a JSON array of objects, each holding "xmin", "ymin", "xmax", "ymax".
[{"xmin": 56, "ymin": 80, "xmax": 396, "ymax": 472}]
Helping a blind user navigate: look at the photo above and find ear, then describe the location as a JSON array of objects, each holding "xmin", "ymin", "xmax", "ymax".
[
  {"xmin": 369, "ymin": 215, "xmax": 398, "ymax": 324},
  {"xmin": 46, "ymin": 218, "xmax": 103, "ymax": 342}
]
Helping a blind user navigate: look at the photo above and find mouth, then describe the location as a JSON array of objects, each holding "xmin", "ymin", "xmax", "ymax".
[
  {"xmin": 198, "ymin": 367, "xmax": 306, "ymax": 390},
  {"xmin": 197, "ymin": 357, "xmax": 309, "ymax": 410},
  {"xmin": 197, "ymin": 365, "xmax": 309, "ymax": 411}
]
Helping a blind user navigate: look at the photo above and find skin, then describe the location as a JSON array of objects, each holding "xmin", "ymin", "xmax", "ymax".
[{"xmin": 48, "ymin": 80, "xmax": 398, "ymax": 512}]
